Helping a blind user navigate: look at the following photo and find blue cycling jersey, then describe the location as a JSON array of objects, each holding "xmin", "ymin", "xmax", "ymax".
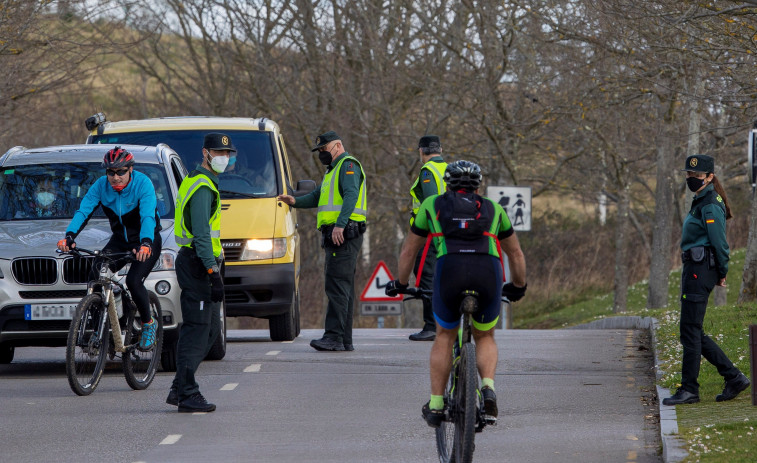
[{"xmin": 67, "ymin": 170, "xmax": 161, "ymax": 244}]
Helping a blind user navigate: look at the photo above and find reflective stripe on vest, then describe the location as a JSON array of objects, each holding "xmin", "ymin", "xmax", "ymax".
[
  {"xmin": 317, "ymin": 155, "xmax": 367, "ymax": 228},
  {"xmin": 174, "ymin": 173, "xmax": 222, "ymax": 257},
  {"xmin": 410, "ymin": 160, "xmax": 447, "ymax": 225}
]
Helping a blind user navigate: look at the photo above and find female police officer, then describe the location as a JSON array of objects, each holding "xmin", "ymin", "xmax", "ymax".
[{"xmin": 662, "ymin": 154, "xmax": 750, "ymax": 405}]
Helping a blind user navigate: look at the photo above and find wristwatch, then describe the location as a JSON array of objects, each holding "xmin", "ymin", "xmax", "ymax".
[{"xmin": 207, "ymin": 265, "xmax": 220, "ymax": 274}]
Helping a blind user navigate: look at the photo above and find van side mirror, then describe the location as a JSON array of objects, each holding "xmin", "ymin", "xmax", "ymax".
[{"xmin": 293, "ymin": 180, "xmax": 316, "ymax": 197}]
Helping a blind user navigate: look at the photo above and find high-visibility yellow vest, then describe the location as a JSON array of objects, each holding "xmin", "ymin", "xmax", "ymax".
[
  {"xmin": 174, "ymin": 173, "xmax": 222, "ymax": 258},
  {"xmin": 316, "ymin": 155, "xmax": 367, "ymax": 229},
  {"xmin": 410, "ymin": 160, "xmax": 447, "ymax": 225}
]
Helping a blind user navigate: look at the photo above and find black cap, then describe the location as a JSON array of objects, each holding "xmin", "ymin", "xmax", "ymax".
[
  {"xmin": 682, "ymin": 154, "xmax": 714, "ymax": 173},
  {"xmin": 203, "ymin": 133, "xmax": 236, "ymax": 152},
  {"xmin": 311, "ymin": 131, "xmax": 341, "ymax": 151},
  {"xmin": 418, "ymin": 135, "xmax": 441, "ymax": 149}
]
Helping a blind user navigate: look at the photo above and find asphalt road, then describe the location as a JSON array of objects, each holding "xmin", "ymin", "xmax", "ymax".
[{"xmin": 0, "ymin": 328, "xmax": 661, "ymax": 463}]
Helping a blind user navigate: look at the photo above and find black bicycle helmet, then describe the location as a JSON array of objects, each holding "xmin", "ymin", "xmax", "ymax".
[
  {"xmin": 102, "ymin": 146, "xmax": 135, "ymax": 169},
  {"xmin": 444, "ymin": 160, "xmax": 482, "ymax": 191}
]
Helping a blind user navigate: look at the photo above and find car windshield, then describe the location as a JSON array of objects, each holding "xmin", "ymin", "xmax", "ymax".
[
  {"xmin": 90, "ymin": 130, "xmax": 278, "ymax": 199},
  {"xmin": 0, "ymin": 162, "xmax": 174, "ymax": 221}
]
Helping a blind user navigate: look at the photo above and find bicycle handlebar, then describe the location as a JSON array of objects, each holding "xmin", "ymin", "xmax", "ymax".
[
  {"xmin": 56, "ymin": 247, "xmax": 136, "ymax": 262},
  {"xmin": 395, "ymin": 286, "xmax": 511, "ymax": 303}
]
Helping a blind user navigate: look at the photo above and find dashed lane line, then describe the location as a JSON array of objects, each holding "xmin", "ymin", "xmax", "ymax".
[
  {"xmin": 220, "ymin": 383, "xmax": 239, "ymax": 391},
  {"xmin": 266, "ymin": 350, "xmax": 281, "ymax": 356},
  {"xmin": 160, "ymin": 434, "xmax": 182, "ymax": 445},
  {"xmin": 244, "ymin": 363, "xmax": 261, "ymax": 372}
]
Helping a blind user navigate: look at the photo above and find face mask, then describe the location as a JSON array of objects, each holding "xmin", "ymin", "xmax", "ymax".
[
  {"xmin": 206, "ymin": 151, "xmax": 230, "ymax": 173},
  {"xmin": 229, "ymin": 156, "xmax": 237, "ymax": 167},
  {"xmin": 318, "ymin": 149, "xmax": 332, "ymax": 165},
  {"xmin": 686, "ymin": 176, "xmax": 705, "ymax": 192},
  {"xmin": 37, "ymin": 192, "xmax": 55, "ymax": 207}
]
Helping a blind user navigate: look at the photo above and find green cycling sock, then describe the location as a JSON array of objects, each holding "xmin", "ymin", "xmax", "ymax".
[
  {"xmin": 481, "ymin": 377, "xmax": 495, "ymax": 391},
  {"xmin": 429, "ymin": 394, "xmax": 444, "ymax": 410}
]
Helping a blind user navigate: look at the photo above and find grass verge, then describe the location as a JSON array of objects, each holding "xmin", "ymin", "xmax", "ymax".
[{"xmin": 516, "ymin": 249, "xmax": 756, "ymax": 462}]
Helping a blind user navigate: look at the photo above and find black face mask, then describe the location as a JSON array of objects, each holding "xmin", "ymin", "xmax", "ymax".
[
  {"xmin": 686, "ymin": 176, "xmax": 706, "ymax": 192},
  {"xmin": 318, "ymin": 149, "xmax": 332, "ymax": 165}
]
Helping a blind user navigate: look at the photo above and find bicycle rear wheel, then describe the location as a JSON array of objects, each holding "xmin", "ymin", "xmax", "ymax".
[
  {"xmin": 455, "ymin": 342, "xmax": 477, "ymax": 463},
  {"xmin": 123, "ymin": 292, "xmax": 163, "ymax": 390},
  {"xmin": 66, "ymin": 293, "xmax": 109, "ymax": 396}
]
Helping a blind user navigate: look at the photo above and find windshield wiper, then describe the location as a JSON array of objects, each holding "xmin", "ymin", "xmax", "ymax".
[{"xmin": 219, "ymin": 189, "xmax": 263, "ymax": 199}]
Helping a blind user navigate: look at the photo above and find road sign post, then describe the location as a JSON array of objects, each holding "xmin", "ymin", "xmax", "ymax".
[{"xmin": 360, "ymin": 261, "xmax": 403, "ymax": 327}]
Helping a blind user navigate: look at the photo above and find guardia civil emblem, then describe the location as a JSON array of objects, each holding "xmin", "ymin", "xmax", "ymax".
[
  {"xmin": 690, "ymin": 158, "xmax": 698, "ymax": 167},
  {"xmin": 222, "ymin": 136, "xmax": 229, "ymax": 146}
]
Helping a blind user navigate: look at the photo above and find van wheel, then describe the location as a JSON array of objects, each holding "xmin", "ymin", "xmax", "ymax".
[
  {"xmin": 161, "ymin": 337, "xmax": 178, "ymax": 372},
  {"xmin": 205, "ymin": 302, "xmax": 227, "ymax": 360},
  {"xmin": 269, "ymin": 289, "xmax": 298, "ymax": 341},
  {"xmin": 0, "ymin": 343, "xmax": 14, "ymax": 364},
  {"xmin": 294, "ymin": 289, "xmax": 301, "ymax": 337}
]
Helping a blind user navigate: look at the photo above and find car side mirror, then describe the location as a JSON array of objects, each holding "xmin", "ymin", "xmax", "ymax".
[{"xmin": 293, "ymin": 180, "xmax": 316, "ymax": 197}]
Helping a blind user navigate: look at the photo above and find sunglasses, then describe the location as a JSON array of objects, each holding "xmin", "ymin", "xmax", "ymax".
[{"xmin": 106, "ymin": 168, "xmax": 130, "ymax": 177}]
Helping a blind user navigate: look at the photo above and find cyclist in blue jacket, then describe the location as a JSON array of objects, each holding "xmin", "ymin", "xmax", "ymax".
[{"xmin": 57, "ymin": 147, "xmax": 162, "ymax": 351}]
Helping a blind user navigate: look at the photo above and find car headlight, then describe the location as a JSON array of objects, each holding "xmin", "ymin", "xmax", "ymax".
[
  {"xmin": 240, "ymin": 238, "xmax": 287, "ymax": 260},
  {"xmin": 116, "ymin": 249, "xmax": 176, "ymax": 275}
]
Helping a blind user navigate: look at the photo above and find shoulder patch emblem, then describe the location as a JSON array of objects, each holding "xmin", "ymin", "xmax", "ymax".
[{"xmin": 716, "ymin": 195, "xmax": 723, "ymax": 202}]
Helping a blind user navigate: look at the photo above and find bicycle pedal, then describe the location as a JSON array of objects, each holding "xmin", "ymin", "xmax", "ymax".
[{"xmin": 484, "ymin": 415, "xmax": 498, "ymax": 426}]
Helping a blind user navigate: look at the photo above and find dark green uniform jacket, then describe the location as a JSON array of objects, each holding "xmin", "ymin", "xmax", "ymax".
[
  {"xmin": 180, "ymin": 166, "xmax": 220, "ymax": 269},
  {"xmin": 681, "ymin": 184, "xmax": 729, "ymax": 278},
  {"xmin": 293, "ymin": 152, "xmax": 363, "ymax": 228}
]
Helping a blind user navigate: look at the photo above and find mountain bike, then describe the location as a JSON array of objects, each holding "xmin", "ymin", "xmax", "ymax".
[
  {"xmin": 400, "ymin": 287, "xmax": 499, "ymax": 463},
  {"xmin": 62, "ymin": 247, "xmax": 163, "ymax": 396}
]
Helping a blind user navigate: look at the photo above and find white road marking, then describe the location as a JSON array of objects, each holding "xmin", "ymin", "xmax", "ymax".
[
  {"xmin": 244, "ymin": 363, "xmax": 261, "ymax": 372},
  {"xmin": 160, "ymin": 434, "xmax": 182, "ymax": 445},
  {"xmin": 281, "ymin": 340, "xmax": 294, "ymax": 344},
  {"xmin": 266, "ymin": 350, "xmax": 281, "ymax": 356},
  {"xmin": 220, "ymin": 383, "xmax": 238, "ymax": 391}
]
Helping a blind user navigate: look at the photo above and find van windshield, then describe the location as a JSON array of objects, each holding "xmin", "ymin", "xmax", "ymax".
[
  {"xmin": 90, "ymin": 130, "xmax": 278, "ymax": 199},
  {"xmin": 0, "ymin": 162, "xmax": 174, "ymax": 221}
]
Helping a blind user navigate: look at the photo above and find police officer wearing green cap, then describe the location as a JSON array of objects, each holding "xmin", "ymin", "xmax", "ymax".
[
  {"xmin": 277, "ymin": 131, "xmax": 367, "ymax": 352},
  {"xmin": 663, "ymin": 154, "xmax": 751, "ymax": 405},
  {"xmin": 408, "ymin": 135, "xmax": 448, "ymax": 341},
  {"xmin": 167, "ymin": 132, "xmax": 234, "ymax": 412}
]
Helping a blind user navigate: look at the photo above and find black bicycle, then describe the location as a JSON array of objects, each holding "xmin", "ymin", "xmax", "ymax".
[
  {"xmin": 62, "ymin": 247, "xmax": 163, "ymax": 396},
  {"xmin": 400, "ymin": 287, "xmax": 498, "ymax": 463}
]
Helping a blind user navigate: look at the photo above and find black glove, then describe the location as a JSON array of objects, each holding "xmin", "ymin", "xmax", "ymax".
[
  {"xmin": 385, "ymin": 279, "xmax": 408, "ymax": 297},
  {"xmin": 209, "ymin": 271, "xmax": 224, "ymax": 302},
  {"xmin": 502, "ymin": 283, "xmax": 527, "ymax": 302}
]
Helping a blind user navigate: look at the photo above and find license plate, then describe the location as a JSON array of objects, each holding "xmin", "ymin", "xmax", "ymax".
[{"xmin": 24, "ymin": 304, "xmax": 78, "ymax": 320}]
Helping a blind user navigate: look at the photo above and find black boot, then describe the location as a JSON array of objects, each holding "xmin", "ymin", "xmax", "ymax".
[
  {"xmin": 716, "ymin": 373, "xmax": 750, "ymax": 402},
  {"xmin": 662, "ymin": 388, "xmax": 700, "ymax": 406}
]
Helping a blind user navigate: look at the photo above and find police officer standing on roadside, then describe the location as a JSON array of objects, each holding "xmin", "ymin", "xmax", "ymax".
[
  {"xmin": 663, "ymin": 154, "xmax": 750, "ymax": 405},
  {"xmin": 277, "ymin": 131, "xmax": 367, "ymax": 352},
  {"xmin": 408, "ymin": 135, "xmax": 447, "ymax": 341},
  {"xmin": 166, "ymin": 133, "xmax": 233, "ymax": 412}
]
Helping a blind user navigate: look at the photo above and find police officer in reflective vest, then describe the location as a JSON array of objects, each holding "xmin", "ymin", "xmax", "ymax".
[
  {"xmin": 408, "ymin": 135, "xmax": 448, "ymax": 341},
  {"xmin": 277, "ymin": 131, "xmax": 367, "ymax": 352},
  {"xmin": 167, "ymin": 133, "xmax": 233, "ymax": 412},
  {"xmin": 662, "ymin": 154, "xmax": 750, "ymax": 405}
]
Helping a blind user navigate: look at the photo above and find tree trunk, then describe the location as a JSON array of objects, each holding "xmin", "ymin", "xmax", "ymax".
[
  {"xmin": 738, "ymin": 188, "xmax": 757, "ymax": 303},
  {"xmin": 614, "ymin": 170, "xmax": 631, "ymax": 313},
  {"xmin": 647, "ymin": 128, "xmax": 675, "ymax": 308}
]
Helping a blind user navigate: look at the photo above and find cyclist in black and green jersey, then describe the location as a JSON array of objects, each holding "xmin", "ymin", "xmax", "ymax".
[{"xmin": 387, "ymin": 160, "xmax": 527, "ymax": 427}]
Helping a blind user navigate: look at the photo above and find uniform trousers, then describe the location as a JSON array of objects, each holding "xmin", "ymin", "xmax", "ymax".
[
  {"xmin": 323, "ymin": 234, "xmax": 362, "ymax": 345},
  {"xmin": 173, "ymin": 250, "xmax": 221, "ymax": 402},
  {"xmin": 679, "ymin": 259, "xmax": 739, "ymax": 394},
  {"xmin": 413, "ymin": 244, "xmax": 437, "ymax": 332}
]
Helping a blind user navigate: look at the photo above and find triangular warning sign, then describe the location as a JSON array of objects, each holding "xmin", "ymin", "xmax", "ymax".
[{"xmin": 360, "ymin": 261, "xmax": 403, "ymax": 301}]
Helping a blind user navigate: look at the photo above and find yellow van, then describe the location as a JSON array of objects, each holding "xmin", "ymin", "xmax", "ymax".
[{"xmin": 86, "ymin": 115, "xmax": 314, "ymax": 341}]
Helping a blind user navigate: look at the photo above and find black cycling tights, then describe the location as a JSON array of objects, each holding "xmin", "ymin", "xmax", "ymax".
[{"xmin": 96, "ymin": 234, "xmax": 162, "ymax": 322}]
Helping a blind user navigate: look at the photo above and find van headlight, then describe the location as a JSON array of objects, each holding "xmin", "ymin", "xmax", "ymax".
[
  {"xmin": 240, "ymin": 238, "xmax": 287, "ymax": 260},
  {"xmin": 117, "ymin": 249, "xmax": 177, "ymax": 275}
]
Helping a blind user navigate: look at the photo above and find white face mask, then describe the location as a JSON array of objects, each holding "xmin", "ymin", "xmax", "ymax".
[
  {"xmin": 37, "ymin": 192, "xmax": 55, "ymax": 207},
  {"xmin": 206, "ymin": 151, "xmax": 230, "ymax": 173}
]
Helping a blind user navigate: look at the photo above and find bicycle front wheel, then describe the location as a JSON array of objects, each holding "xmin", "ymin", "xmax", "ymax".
[
  {"xmin": 455, "ymin": 342, "xmax": 477, "ymax": 463},
  {"xmin": 66, "ymin": 293, "xmax": 109, "ymax": 396},
  {"xmin": 123, "ymin": 292, "xmax": 163, "ymax": 390}
]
